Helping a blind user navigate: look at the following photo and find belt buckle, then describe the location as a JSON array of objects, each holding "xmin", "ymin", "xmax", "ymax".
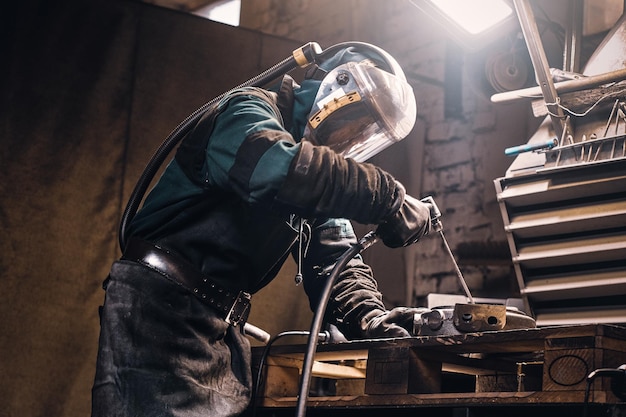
[{"xmin": 225, "ymin": 291, "xmax": 251, "ymax": 327}]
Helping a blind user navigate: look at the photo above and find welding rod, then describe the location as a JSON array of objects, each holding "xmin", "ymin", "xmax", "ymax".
[
  {"xmin": 421, "ymin": 196, "xmax": 475, "ymax": 304},
  {"xmin": 439, "ymin": 230, "xmax": 475, "ymax": 304}
]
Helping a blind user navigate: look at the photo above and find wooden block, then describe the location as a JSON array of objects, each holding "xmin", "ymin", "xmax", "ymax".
[
  {"xmin": 543, "ymin": 335, "xmax": 626, "ymax": 397},
  {"xmin": 543, "ymin": 336, "xmax": 595, "ymax": 392},
  {"xmin": 476, "ymin": 374, "xmax": 518, "ymax": 393},
  {"xmin": 476, "ymin": 368, "xmax": 542, "ymax": 393},
  {"xmin": 335, "ymin": 378, "xmax": 366, "ymax": 396},
  {"xmin": 543, "ymin": 348, "xmax": 593, "ymax": 391},
  {"xmin": 263, "ymin": 364, "xmax": 299, "ymax": 398},
  {"xmin": 364, "ymin": 346, "xmax": 441, "ymax": 395}
]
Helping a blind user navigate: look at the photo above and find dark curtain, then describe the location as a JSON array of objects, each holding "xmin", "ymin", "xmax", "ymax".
[{"xmin": 0, "ymin": 1, "xmax": 304, "ymax": 415}]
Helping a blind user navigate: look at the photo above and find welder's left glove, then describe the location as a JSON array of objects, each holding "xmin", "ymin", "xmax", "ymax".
[{"xmin": 359, "ymin": 307, "xmax": 429, "ymax": 338}]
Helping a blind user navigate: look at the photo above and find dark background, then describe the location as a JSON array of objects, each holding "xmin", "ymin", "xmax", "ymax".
[{"xmin": 0, "ymin": 1, "xmax": 315, "ymax": 415}]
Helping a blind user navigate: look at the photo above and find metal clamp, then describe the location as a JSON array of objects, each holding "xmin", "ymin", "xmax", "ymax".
[{"xmin": 225, "ymin": 291, "xmax": 252, "ymax": 327}]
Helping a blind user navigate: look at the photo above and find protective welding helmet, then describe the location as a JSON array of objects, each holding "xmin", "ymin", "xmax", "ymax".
[{"xmin": 302, "ymin": 54, "xmax": 417, "ymax": 162}]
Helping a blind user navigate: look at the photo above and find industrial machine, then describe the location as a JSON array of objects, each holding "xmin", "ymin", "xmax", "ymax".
[{"xmin": 492, "ymin": 3, "xmax": 626, "ymax": 327}]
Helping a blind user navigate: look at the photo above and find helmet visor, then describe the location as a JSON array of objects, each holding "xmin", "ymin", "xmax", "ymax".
[{"xmin": 305, "ymin": 62, "xmax": 417, "ymax": 162}]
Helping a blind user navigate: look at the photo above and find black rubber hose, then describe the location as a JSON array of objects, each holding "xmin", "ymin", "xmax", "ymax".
[
  {"xmin": 249, "ymin": 330, "xmax": 329, "ymax": 417},
  {"xmin": 294, "ymin": 231, "xmax": 378, "ymax": 417}
]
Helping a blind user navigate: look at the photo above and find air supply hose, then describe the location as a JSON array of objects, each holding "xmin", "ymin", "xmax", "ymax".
[
  {"xmin": 118, "ymin": 41, "xmax": 405, "ymax": 251},
  {"xmin": 294, "ymin": 231, "xmax": 379, "ymax": 417}
]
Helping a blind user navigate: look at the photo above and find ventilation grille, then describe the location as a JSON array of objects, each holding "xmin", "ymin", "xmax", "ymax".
[{"xmin": 494, "ymin": 159, "xmax": 626, "ymax": 326}]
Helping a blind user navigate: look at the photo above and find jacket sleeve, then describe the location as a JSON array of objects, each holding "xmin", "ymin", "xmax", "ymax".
[
  {"xmin": 275, "ymin": 140, "xmax": 404, "ymax": 225},
  {"xmin": 203, "ymin": 92, "xmax": 299, "ymax": 206},
  {"xmin": 204, "ymin": 91, "xmax": 405, "ymax": 226},
  {"xmin": 301, "ymin": 218, "xmax": 387, "ymax": 339}
]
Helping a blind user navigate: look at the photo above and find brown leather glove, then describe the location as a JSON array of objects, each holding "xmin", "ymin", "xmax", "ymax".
[
  {"xmin": 375, "ymin": 194, "xmax": 432, "ymax": 248},
  {"xmin": 360, "ymin": 307, "xmax": 430, "ymax": 338}
]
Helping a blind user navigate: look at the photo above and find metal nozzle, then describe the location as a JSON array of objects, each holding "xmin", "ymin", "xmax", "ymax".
[
  {"xmin": 243, "ymin": 322, "xmax": 271, "ymax": 344},
  {"xmin": 292, "ymin": 42, "xmax": 323, "ymax": 67}
]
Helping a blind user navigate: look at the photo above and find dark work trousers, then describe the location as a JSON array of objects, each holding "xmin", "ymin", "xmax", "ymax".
[{"xmin": 91, "ymin": 260, "xmax": 252, "ymax": 417}]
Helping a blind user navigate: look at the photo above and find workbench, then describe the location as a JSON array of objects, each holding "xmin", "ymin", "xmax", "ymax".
[{"xmin": 249, "ymin": 324, "xmax": 626, "ymax": 416}]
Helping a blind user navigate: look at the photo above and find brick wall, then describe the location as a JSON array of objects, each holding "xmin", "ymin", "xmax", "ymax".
[{"xmin": 240, "ymin": 0, "xmax": 533, "ymax": 306}]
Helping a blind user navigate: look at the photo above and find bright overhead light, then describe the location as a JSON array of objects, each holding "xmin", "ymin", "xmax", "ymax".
[
  {"xmin": 429, "ymin": 0, "xmax": 513, "ymax": 34},
  {"xmin": 194, "ymin": 0, "xmax": 241, "ymax": 27}
]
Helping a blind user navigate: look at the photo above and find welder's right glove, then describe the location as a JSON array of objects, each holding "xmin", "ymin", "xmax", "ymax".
[{"xmin": 375, "ymin": 193, "xmax": 432, "ymax": 248}]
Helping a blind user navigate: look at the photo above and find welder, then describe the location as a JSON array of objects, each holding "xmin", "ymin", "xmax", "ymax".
[{"xmin": 91, "ymin": 43, "xmax": 432, "ymax": 417}]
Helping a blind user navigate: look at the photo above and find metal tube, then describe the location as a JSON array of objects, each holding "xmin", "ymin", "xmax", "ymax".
[
  {"xmin": 513, "ymin": 0, "xmax": 565, "ymax": 139},
  {"xmin": 505, "ymin": 138, "xmax": 558, "ymax": 156},
  {"xmin": 492, "ymin": 67, "xmax": 626, "ymax": 103},
  {"xmin": 564, "ymin": 0, "xmax": 584, "ymax": 73}
]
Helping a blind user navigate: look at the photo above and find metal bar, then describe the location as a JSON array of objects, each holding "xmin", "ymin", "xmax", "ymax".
[
  {"xmin": 513, "ymin": 0, "xmax": 565, "ymax": 139},
  {"xmin": 439, "ymin": 230, "xmax": 474, "ymax": 304},
  {"xmin": 603, "ymin": 99, "xmax": 620, "ymax": 137},
  {"xmin": 492, "ymin": 67, "xmax": 626, "ymax": 103},
  {"xmin": 563, "ymin": 0, "xmax": 584, "ymax": 73}
]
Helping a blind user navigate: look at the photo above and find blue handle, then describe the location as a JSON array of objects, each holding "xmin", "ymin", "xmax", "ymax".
[{"xmin": 505, "ymin": 138, "xmax": 558, "ymax": 156}]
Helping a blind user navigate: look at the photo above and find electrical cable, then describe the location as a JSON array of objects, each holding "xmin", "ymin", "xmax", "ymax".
[
  {"xmin": 249, "ymin": 330, "xmax": 329, "ymax": 417},
  {"xmin": 294, "ymin": 232, "xmax": 378, "ymax": 417},
  {"xmin": 251, "ymin": 231, "xmax": 378, "ymax": 417},
  {"xmin": 541, "ymin": 87, "xmax": 626, "ymax": 118},
  {"xmin": 581, "ymin": 364, "xmax": 626, "ymax": 417},
  {"xmin": 118, "ymin": 52, "xmax": 300, "ymax": 251}
]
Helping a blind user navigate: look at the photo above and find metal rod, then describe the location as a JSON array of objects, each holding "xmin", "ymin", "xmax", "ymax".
[
  {"xmin": 439, "ymin": 230, "xmax": 474, "ymax": 304},
  {"xmin": 492, "ymin": 67, "xmax": 626, "ymax": 104},
  {"xmin": 559, "ymin": 115, "xmax": 570, "ymax": 147},
  {"xmin": 563, "ymin": 0, "xmax": 584, "ymax": 73},
  {"xmin": 611, "ymin": 137, "xmax": 617, "ymax": 159},
  {"xmin": 513, "ymin": 0, "xmax": 565, "ymax": 139},
  {"xmin": 603, "ymin": 99, "xmax": 620, "ymax": 137}
]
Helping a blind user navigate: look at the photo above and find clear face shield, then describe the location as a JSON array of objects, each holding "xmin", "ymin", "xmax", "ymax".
[{"xmin": 303, "ymin": 61, "xmax": 417, "ymax": 162}]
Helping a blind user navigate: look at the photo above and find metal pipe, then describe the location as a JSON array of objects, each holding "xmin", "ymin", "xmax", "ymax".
[
  {"xmin": 513, "ymin": 0, "xmax": 565, "ymax": 139},
  {"xmin": 492, "ymin": 67, "xmax": 626, "ymax": 103},
  {"xmin": 564, "ymin": 0, "xmax": 584, "ymax": 73}
]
